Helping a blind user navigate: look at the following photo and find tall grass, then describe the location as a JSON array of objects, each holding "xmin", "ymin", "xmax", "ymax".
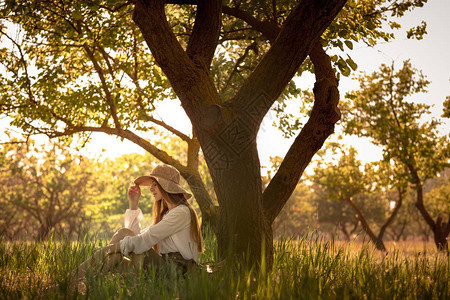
[{"xmin": 0, "ymin": 233, "xmax": 448, "ymax": 299}]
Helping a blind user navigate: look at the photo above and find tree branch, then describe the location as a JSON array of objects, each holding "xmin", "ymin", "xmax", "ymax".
[
  {"xmin": 186, "ymin": 0, "xmax": 222, "ymax": 69},
  {"xmin": 231, "ymin": 0, "xmax": 347, "ymax": 131},
  {"xmin": 346, "ymin": 196, "xmax": 386, "ymax": 251},
  {"xmin": 45, "ymin": 125, "xmax": 188, "ymax": 173},
  {"xmin": 83, "ymin": 44, "xmax": 122, "ymax": 129},
  {"xmin": 0, "ymin": 31, "xmax": 77, "ymax": 129},
  {"xmin": 147, "ymin": 116, "xmax": 191, "ymax": 142},
  {"xmin": 0, "ymin": 29, "xmax": 75, "ymax": 126},
  {"xmin": 222, "ymin": 5, "xmax": 280, "ymax": 43},
  {"xmin": 101, "ymin": 43, "xmax": 191, "ymax": 142},
  {"xmin": 378, "ymin": 186, "xmax": 404, "ymax": 241},
  {"xmin": 414, "ymin": 182, "xmax": 437, "ymax": 230},
  {"xmin": 262, "ymin": 42, "xmax": 341, "ymax": 224},
  {"xmin": 132, "ymin": 0, "xmax": 198, "ymax": 90},
  {"xmin": 132, "ymin": 94, "xmax": 192, "ymax": 142},
  {"xmin": 99, "ymin": 0, "xmax": 136, "ymax": 12},
  {"xmin": 119, "ymin": 63, "xmax": 190, "ymax": 141},
  {"xmin": 0, "ymin": 31, "xmax": 35, "ymax": 105},
  {"xmin": 222, "ymin": 41, "xmax": 258, "ymax": 93},
  {"xmin": 93, "ymin": 39, "xmax": 121, "ymax": 88},
  {"xmin": 133, "ymin": 0, "xmax": 222, "ymax": 123}
]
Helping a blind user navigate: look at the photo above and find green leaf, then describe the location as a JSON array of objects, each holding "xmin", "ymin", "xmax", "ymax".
[
  {"xmin": 346, "ymin": 57, "xmax": 357, "ymax": 71},
  {"xmin": 341, "ymin": 65, "xmax": 351, "ymax": 77},
  {"xmin": 367, "ymin": 21, "xmax": 376, "ymax": 30},
  {"xmin": 337, "ymin": 58, "xmax": 351, "ymax": 76},
  {"xmin": 344, "ymin": 40, "xmax": 353, "ymax": 50},
  {"xmin": 338, "ymin": 30, "xmax": 348, "ymax": 38},
  {"xmin": 337, "ymin": 57, "xmax": 346, "ymax": 68},
  {"xmin": 72, "ymin": 11, "xmax": 82, "ymax": 20}
]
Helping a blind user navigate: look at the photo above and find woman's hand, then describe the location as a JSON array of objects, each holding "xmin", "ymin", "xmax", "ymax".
[{"xmin": 128, "ymin": 185, "xmax": 141, "ymax": 210}]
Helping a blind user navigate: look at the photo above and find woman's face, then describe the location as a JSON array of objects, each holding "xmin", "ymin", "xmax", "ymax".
[{"xmin": 149, "ymin": 179, "xmax": 163, "ymax": 202}]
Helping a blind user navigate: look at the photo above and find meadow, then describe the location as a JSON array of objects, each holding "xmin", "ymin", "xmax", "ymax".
[{"xmin": 0, "ymin": 233, "xmax": 448, "ymax": 300}]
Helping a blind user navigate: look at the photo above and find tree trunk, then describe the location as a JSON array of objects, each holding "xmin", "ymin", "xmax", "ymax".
[
  {"xmin": 340, "ymin": 223, "xmax": 350, "ymax": 241},
  {"xmin": 345, "ymin": 198, "xmax": 386, "ymax": 251},
  {"xmin": 396, "ymin": 220, "xmax": 407, "ymax": 241},
  {"xmin": 389, "ymin": 219, "xmax": 407, "ymax": 242},
  {"xmin": 183, "ymin": 171, "xmax": 219, "ymax": 231},
  {"xmin": 350, "ymin": 221, "xmax": 359, "ymax": 236},
  {"xmin": 377, "ymin": 186, "xmax": 404, "ymax": 242},
  {"xmin": 414, "ymin": 181, "xmax": 450, "ymax": 252},
  {"xmin": 37, "ymin": 223, "xmax": 50, "ymax": 240},
  {"xmin": 434, "ymin": 216, "xmax": 449, "ymax": 252},
  {"xmin": 199, "ymin": 130, "xmax": 273, "ymax": 267}
]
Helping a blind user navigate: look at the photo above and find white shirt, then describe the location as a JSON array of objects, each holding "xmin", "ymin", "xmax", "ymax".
[{"xmin": 119, "ymin": 205, "xmax": 199, "ymax": 263}]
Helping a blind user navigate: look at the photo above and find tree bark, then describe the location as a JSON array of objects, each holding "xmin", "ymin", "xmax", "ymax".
[
  {"xmin": 205, "ymin": 138, "xmax": 272, "ymax": 265},
  {"xmin": 185, "ymin": 0, "xmax": 222, "ymax": 69}
]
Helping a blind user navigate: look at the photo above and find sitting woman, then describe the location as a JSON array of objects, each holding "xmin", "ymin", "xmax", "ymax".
[{"xmin": 72, "ymin": 164, "xmax": 203, "ymax": 280}]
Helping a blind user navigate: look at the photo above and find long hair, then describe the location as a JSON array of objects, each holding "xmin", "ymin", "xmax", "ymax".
[{"xmin": 152, "ymin": 181, "xmax": 204, "ymax": 253}]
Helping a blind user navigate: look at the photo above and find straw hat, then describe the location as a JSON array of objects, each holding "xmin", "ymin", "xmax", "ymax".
[{"xmin": 134, "ymin": 164, "xmax": 192, "ymax": 200}]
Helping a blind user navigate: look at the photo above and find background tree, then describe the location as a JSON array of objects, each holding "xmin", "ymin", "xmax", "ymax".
[
  {"xmin": 0, "ymin": 140, "xmax": 35, "ymax": 239},
  {"xmin": 271, "ymin": 181, "xmax": 318, "ymax": 239},
  {"xmin": 266, "ymin": 157, "xmax": 317, "ymax": 238},
  {"xmin": 311, "ymin": 180, "xmax": 360, "ymax": 241},
  {"xmin": 370, "ymin": 158, "xmax": 410, "ymax": 244},
  {"xmin": 312, "ymin": 145, "xmax": 400, "ymax": 251},
  {"xmin": 385, "ymin": 192, "xmax": 416, "ymax": 242},
  {"xmin": 0, "ymin": 138, "xmax": 92, "ymax": 240},
  {"xmin": 344, "ymin": 61, "xmax": 450, "ymax": 251},
  {"xmin": 0, "ymin": 0, "xmax": 430, "ymax": 264}
]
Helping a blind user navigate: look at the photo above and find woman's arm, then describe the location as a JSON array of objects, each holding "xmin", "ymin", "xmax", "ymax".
[
  {"xmin": 124, "ymin": 185, "xmax": 143, "ymax": 234},
  {"xmin": 120, "ymin": 206, "xmax": 190, "ymax": 256},
  {"xmin": 128, "ymin": 185, "xmax": 141, "ymax": 210}
]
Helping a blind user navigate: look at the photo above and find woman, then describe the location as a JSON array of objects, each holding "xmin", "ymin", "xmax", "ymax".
[{"xmin": 72, "ymin": 164, "xmax": 203, "ymax": 280}]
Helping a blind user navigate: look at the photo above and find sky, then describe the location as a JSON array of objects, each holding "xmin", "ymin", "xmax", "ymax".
[{"xmin": 1, "ymin": 0, "xmax": 449, "ymax": 171}]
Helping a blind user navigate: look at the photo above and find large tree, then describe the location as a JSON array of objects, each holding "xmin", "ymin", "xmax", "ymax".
[
  {"xmin": 344, "ymin": 61, "xmax": 450, "ymax": 251},
  {"xmin": 0, "ymin": 0, "xmax": 430, "ymax": 264}
]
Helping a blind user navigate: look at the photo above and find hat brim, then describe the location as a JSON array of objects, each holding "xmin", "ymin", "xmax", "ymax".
[{"xmin": 134, "ymin": 175, "xmax": 192, "ymax": 200}]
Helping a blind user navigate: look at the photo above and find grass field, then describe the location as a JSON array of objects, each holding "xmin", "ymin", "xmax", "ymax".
[{"xmin": 0, "ymin": 233, "xmax": 448, "ymax": 299}]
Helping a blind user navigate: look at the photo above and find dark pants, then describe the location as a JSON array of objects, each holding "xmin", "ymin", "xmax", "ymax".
[{"xmin": 142, "ymin": 250, "xmax": 196, "ymax": 275}]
